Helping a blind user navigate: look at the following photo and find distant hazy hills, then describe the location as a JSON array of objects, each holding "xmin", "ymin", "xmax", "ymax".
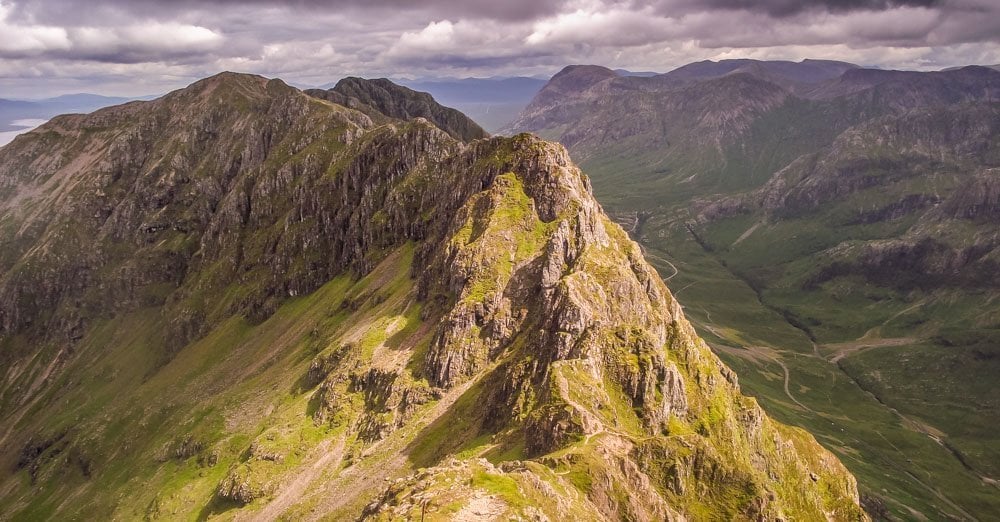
[
  {"xmin": 659, "ymin": 58, "xmax": 858, "ymax": 86},
  {"xmin": 945, "ymin": 63, "xmax": 1000, "ymax": 72},
  {"xmin": 1, "ymin": 93, "xmax": 151, "ymax": 146},
  {"xmin": 395, "ymin": 77, "xmax": 545, "ymax": 132},
  {"xmin": 0, "ymin": 93, "xmax": 140, "ymax": 129}
]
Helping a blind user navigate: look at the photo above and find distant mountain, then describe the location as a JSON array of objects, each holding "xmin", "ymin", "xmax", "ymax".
[
  {"xmin": 393, "ymin": 76, "xmax": 546, "ymax": 132},
  {"xmin": 699, "ymin": 102, "xmax": 1000, "ymax": 290},
  {"xmin": 505, "ymin": 65, "xmax": 620, "ymax": 130},
  {"xmin": 1, "ymin": 93, "xmax": 137, "ymax": 133},
  {"xmin": 306, "ymin": 77, "xmax": 487, "ymax": 141},
  {"xmin": 0, "ymin": 72, "xmax": 864, "ymax": 520},
  {"xmin": 397, "ymin": 76, "xmax": 545, "ymax": 104},
  {"xmin": 659, "ymin": 58, "xmax": 858, "ymax": 88},
  {"xmin": 39, "ymin": 93, "xmax": 133, "ymax": 106},
  {"xmin": 506, "ymin": 60, "xmax": 1000, "ymax": 520},
  {"xmin": 944, "ymin": 63, "xmax": 1000, "ymax": 72},
  {"xmin": 804, "ymin": 64, "xmax": 1000, "ymax": 100},
  {"xmin": 0, "ymin": 99, "xmax": 42, "ymax": 130},
  {"xmin": 614, "ymin": 68, "xmax": 659, "ymax": 77}
]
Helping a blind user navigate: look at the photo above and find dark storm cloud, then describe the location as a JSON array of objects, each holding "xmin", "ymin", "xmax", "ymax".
[
  {"xmin": 678, "ymin": 0, "xmax": 942, "ymax": 17},
  {"xmin": 7, "ymin": 0, "xmax": 569, "ymax": 24}
]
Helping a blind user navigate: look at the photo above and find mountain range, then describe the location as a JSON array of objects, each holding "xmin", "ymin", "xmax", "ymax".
[
  {"xmin": 1, "ymin": 94, "xmax": 151, "ymax": 147},
  {"xmin": 0, "ymin": 94, "xmax": 140, "ymax": 129},
  {"xmin": 504, "ymin": 59, "xmax": 1000, "ymax": 520},
  {"xmin": 0, "ymin": 72, "xmax": 865, "ymax": 520}
]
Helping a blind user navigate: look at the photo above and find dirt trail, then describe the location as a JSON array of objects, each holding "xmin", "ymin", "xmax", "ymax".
[
  {"xmin": 712, "ymin": 344, "xmax": 809, "ymax": 411},
  {"xmin": 731, "ymin": 221, "xmax": 762, "ymax": 247},
  {"xmin": 824, "ymin": 337, "xmax": 918, "ymax": 363},
  {"xmin": 672, "ymin": 281, "xmax": 698, "ymax": 298},
  {"xmin": 767, "ymin": 353, "xmax": 807, "ymax": 411},
  {"xmin": 453, "ymin": 493, "xmax": 507, "ymax": 521},
  {"xmin": 249, "ymin": 436, "xmax": 346, "ymax": 522},
  {"xmin": 305, "ymin": 376, "xmax": 482, "ymax": 519},
  {"xmin": 642, "ymin": 251, "xmax": 679, "ymax": 281},
  {"xmin": 553, "ymin": 369, "xmax": 660, "ymax": 449},
  {"xmin": 555, "ymin": 371, "xmax": 607, "ymax": 445}
]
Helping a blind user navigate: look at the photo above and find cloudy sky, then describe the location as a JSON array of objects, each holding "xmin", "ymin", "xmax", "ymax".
[{"xmin": 1, "ymin": 0, "xmax": 998, "ymax": 98}]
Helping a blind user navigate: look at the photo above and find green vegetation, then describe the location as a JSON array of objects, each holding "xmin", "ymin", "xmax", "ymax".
[
  {"xmin": 0, "ymin": 242, "xmax": 426, "ymax": 519},
  {"xmin": 452, "ymin": 171, "xmax": 555, "ymax": 306},
  {"xmin": 470, "ymin": 468, "xmax": 530, "ymax": 510}
]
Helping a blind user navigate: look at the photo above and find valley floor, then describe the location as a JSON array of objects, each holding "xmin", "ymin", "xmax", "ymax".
[{"xmin": 639, "ymin": 228, "xmax": 1000, "ymax": 520}]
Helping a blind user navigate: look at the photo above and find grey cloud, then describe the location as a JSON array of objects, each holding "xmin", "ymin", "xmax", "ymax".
[
  {"xmin": 7, "ymin": 0, "xmax": 569, "ymax": 24},
  {"xmin": 680, "ymin": 0, "xmax": 941, "ymax": 17},
  {"xmin": 0, "ymin": 0, "xmax": 998, "ymax": 98}
]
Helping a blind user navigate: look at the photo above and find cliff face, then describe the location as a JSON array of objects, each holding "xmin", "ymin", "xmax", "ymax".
[{"xmin": 0, "ymin": 72, "xmax": 864, "ymax": 520}]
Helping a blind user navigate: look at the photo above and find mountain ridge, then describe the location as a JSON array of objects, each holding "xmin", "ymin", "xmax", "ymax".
[
  {"xmin": 0, "ymin": 72, "xmax": 865, "ymax": 520},
  {"xmin": 305, "ymin": 77, "xmax": 487, "ymax": 142}
]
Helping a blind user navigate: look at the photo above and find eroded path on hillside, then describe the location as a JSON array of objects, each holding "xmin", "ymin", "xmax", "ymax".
[
  {"xmin": 249, "ymin": 437, "xmax": 347, "ymax": 522},
  {"xmin": 298, "ymin": 374, "xmax": 483, "ymax": 520}
]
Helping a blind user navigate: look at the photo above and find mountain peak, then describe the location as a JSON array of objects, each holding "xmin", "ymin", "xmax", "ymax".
[
  {"xmin": 157, "ymin": 71, "xmax": 293, "ymax": 110},
  {"xmin": 507, "ymin": 65, "xmax": 620, "ymax": 124},
  {"xmin": 660, "ymin": 58, "xmax": 858, "ymax": 87},
  {"xmin": 185, "ymin": 70, "xmax": 270, "ymax": 92},
  {"xmin": 306, "ymin": 76, "xmax": 487, "ymax": 141},
  {"xmin": 547, "ymin": 64, "xmax": 618, "ymax": 91}
]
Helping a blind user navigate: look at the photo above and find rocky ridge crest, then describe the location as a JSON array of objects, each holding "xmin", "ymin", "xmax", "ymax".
[{"xmin": 0, "ymin": 72, "xmax": 864, "ymax": 520}]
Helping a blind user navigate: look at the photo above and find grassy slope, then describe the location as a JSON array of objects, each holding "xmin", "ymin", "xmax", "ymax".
[{"xmin": 0, "ymin": 244, "xmax": 426, "ymax": 520}]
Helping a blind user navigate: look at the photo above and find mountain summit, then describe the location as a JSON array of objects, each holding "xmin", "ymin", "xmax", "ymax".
[
  {"xmin": 306, "ymin": 77, "xmax": 487, "ymax": 142},
  {"xmin": 0, "ymin": 72, "xmax": 864, "ymax": 520}
]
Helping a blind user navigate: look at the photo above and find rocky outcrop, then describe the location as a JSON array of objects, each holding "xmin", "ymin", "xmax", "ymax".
[{"xmin": 943, "ymin": 168, "xmax": 1000, "ymax": 220}]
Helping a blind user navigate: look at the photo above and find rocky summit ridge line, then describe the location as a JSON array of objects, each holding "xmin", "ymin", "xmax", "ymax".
[{"xmin": 0, "ymin": 72, "xmax": 865, "ymax": 520}]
